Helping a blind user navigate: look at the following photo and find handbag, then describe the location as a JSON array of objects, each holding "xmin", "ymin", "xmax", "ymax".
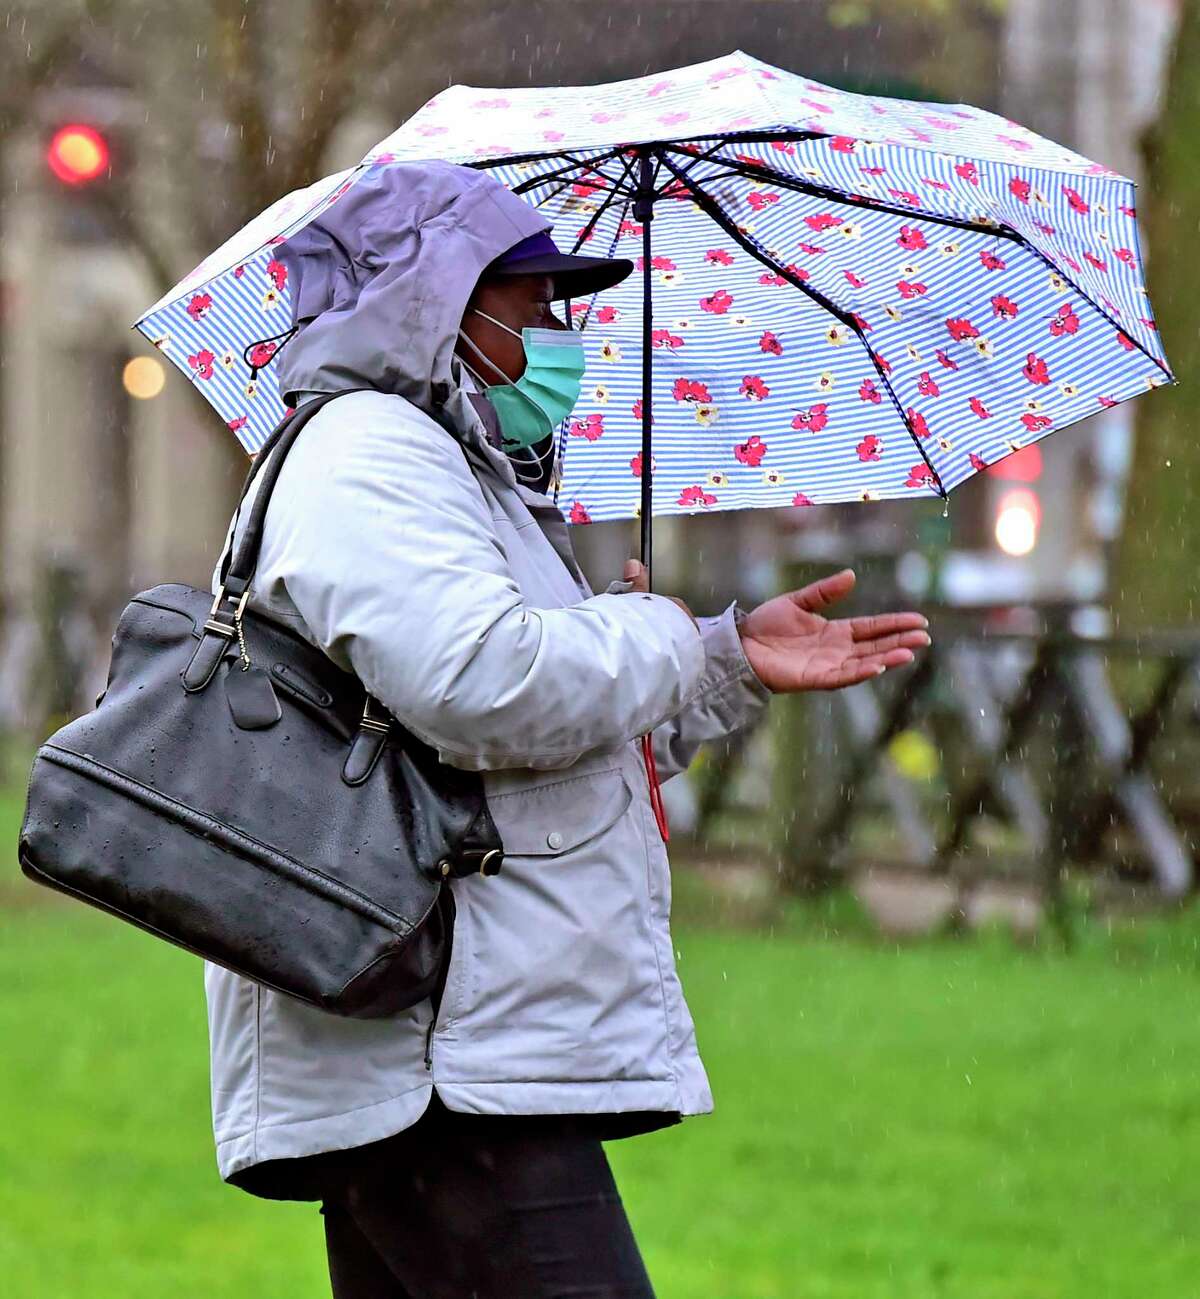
[{"xmin": 18, "ymin": 389, "xmax": 503, "ymax": 1018}]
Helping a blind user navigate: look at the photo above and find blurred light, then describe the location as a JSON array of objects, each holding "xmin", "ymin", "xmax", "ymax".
[
  {"xmin": 889, "ymin": 729, "xmax": 939, "ymax": 782},
  {"xmin": 994, "ymin": 488, "xmax": 1041, "ymax": 557},
  {"xmin": 123, "ymin": 356, "xmax": 165, "ymax": 400},
  {"xmin": 895, "ymin": 550, "xmax": 931, "ymax": 597},
  {"xmin": 47, "ymin": 124, "xmax": 109, "ymax": 185},
  {"xmin": 987, "ymin": 444, "xmax": 1043, "ymax": 482}
]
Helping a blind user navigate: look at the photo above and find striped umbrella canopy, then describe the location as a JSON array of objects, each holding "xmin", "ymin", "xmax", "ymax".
[{"xmin": 135, "ymin": 49, "xmax": 1172, "ymax": 548}]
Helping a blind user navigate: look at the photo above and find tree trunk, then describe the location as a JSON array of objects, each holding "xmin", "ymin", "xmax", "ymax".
[{"xmin": 1113, "ymin": 0, "xmax": 1200, "ymax": 630}]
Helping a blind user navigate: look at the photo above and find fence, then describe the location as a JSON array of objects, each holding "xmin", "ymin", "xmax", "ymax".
[{"xmin": 689, "ymin": 627, "xmax": 1200, "ymax": 913}]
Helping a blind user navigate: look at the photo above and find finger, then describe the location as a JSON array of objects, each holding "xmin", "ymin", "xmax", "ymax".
[
  {"xmin": 848, "ymin": 611, "xmax": 929, "ymax": 641},
  {"xmin": 815, "ymin": 647, "xmax": 915, "ymax": 690},
  {"xmin": 623, "ymin": 558, "xmax": 649, "ymax": 592},
  {"xmin": 862, "ymin": 647, "xmax": 917, "ymax": 671},
  {"xmin": 791, "ymin": 568, "xmax": 855, "ymax": 612},
  {"xmin": 851, "ymin": 629, "xmax": 931, "ymax": 658},
  {"xmin": 816, "ymin": 658, "xmax": 897, "ymax": 690}
]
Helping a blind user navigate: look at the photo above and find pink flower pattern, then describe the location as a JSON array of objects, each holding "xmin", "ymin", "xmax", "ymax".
[{"xmin": 136, "ymin": 51, "xmax": 1171, "ymax": 520}]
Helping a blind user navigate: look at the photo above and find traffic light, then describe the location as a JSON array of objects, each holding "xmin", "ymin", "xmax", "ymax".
[
  {"xmin": 41, "ymin": 114, "xmax": 125, "ymax": 245},
  {"xmin": 988, "ymin": 445, "xmax": 1043, "ymax": 557},
  {"xmin": 994, "ymin": 487, "xmax": 1041, "ymax": 557},
  {"xmin": 46, "ymin": 123, "xmax": 111, "ymax": 186}
]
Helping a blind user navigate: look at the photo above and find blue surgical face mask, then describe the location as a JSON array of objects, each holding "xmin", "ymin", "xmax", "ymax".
[{"xmin": 456, "ymin": 309, "xmax": 586, "ymax": 453}]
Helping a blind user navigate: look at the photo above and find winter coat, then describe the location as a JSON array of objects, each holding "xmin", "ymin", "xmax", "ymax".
[{"xmin": 201, "ymin": 161, "xmax": 772, "ymax": 1189}]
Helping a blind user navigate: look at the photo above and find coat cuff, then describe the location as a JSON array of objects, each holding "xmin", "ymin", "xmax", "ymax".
[{"xmin": 693, "ymin": 600, "xmax": 773, "ymax": 725}]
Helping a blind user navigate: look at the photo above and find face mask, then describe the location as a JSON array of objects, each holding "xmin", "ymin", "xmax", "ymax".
[{"xmin": 456, "ymin": 309, "xmax": 586, "ymax": 452}]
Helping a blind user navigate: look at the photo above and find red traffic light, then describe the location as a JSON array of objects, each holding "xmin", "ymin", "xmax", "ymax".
[
  {"xmin": 47, "ymin": 124, "xmax": 110, "ymax": 185},
  {"xmin": 994, "ymin": 487, "xmax": 1042, "ymax": 557},
  {"xmin": 986, "ymin": 443, "xmax": 1043, "ymax": 482}
]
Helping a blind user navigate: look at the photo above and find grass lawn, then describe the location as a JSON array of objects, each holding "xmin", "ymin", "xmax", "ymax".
[{"xmin": 3, "ymin": 768, "xmax": 1200, "ymax": 1297}]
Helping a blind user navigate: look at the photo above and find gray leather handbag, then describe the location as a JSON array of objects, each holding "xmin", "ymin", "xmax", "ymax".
[{"xmin": 18, "ymin": 390, "xmax": 503, "ymax": 1017}]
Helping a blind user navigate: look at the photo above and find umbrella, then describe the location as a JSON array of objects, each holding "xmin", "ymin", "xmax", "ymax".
[{"xmin": 135, "ymin": 50, "xmax": 1173, "ymax": 582}]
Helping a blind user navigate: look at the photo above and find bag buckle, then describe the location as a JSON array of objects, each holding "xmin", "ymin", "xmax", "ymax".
[
  {"xmin": 359, "ymin": 696, "xmax": 392, "ymax": 735},
  {"xmin": 204, "ymin": 585, "xmax": 252, "ymax": 639}
]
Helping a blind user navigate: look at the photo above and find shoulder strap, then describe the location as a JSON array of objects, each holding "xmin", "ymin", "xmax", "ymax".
[{"xmin": 218, "ymin": 389, "xmax": 371, "ymax": 596}]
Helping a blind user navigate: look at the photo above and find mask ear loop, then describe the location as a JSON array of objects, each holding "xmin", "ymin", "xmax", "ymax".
[
  {"xmin": 455, "ymin": 330, "xmax": 560, "ymax": 483},
  {"xmin": 457, "ymin": 327, "xmax": 519, "ymax": 386},
  {"xmin": 510, "ymin": 435, "xmax": 558, "ymax": 484},
  {"xmin": 454, "ymin": 348, "xmax": 491, "ymax": 393},
  {"xmin": 471, "ymin": 307, "xmax": 523, "ymax": 339}
]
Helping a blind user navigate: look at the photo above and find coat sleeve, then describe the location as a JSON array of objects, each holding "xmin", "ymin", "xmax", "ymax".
[
  {"xmin": 650, "ymin": 601, "xmax": 774, "ymax": 782},
  {"xmin": 264, "ymin": 393, "xmax": 708, "ymax": 771}
]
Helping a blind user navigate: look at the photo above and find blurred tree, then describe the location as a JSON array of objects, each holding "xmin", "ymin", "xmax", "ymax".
[
  {"xmin": 1, "ymin": 0, "xmax": 437, "ymax": 489},
  {"xmin": 0, "ymin": 0, "xmax": 1008, "ymax": 517},
  {"xmin": 1113, "ymin": 0, "xmax": 1195, "ymax": 629},
  {"xmin": 821, "ymin": 0, "xmax": 1008, "ymax": 103}
]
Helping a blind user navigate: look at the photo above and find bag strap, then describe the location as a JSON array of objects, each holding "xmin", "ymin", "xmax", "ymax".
[
  {"xmin": 217, "ymin": 388, "xmax": 371, "ymax": 597},
  {"xmin": 181, "ymin": 390, "xmax": 372, "ymax": 692}
]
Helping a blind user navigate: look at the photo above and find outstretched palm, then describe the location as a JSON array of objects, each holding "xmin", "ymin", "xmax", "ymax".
[{"xmin": 738, "ymin": 569, "xmax": 929, "ymax": 692}]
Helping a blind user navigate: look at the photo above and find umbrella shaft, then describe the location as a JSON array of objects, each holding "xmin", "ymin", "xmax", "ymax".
[{"xmin": 635, "ymin": 150, "xmax": 656, "ymax": 587}]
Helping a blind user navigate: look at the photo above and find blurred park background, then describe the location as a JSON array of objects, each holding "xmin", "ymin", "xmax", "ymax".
[{"xmin": 4, "ymin": 0, "xmax": 1200, "ymax": 1295}]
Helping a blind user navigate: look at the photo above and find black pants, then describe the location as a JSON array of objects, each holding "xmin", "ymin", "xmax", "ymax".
[{"xmin": 314, "ymin": 1095, "xmax": 656, "ymax": 1299}]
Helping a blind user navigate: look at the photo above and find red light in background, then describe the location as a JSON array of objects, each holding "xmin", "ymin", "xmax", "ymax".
[
  {"xmin": 46, "ymin": 124, "xmax": 109, "ymax": 185},
  {"xmin": 994, "ymin": 487, "xmax": 1042, "ymax": 556},
  {"xmin": 987, "ymin": 444, "xmax": 1043, "ymax": 482}
]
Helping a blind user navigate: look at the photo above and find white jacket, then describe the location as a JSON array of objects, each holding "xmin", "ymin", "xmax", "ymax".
[{"xmin": 201, "ymin": 162, "xmax": 772, "ymax": 1191}]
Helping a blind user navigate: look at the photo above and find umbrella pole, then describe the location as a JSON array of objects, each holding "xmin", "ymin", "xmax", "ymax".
[
  {"xmin": 634, "ymin": 149, "xmax": 656, "ymax": 586},
  {"xmin": 632, "ymin": 149, "xmax": 672, "ymax": 844}
]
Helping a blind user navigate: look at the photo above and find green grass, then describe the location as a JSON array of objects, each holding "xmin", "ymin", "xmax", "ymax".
[{"xmin": 4, "ymin": 768, "xmax": 1200, "ymax": 1297}]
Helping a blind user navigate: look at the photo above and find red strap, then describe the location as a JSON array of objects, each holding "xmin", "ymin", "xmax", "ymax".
[{"xmin": 640, "ymin": 734, "xmax": 670, "ymax": 842}]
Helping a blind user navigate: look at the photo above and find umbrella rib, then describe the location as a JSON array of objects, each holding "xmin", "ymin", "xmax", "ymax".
[
  {"xmin": 999, "ymin": 240, "xmax": 1174, "ymax": 380},
  {"xmin": 472, "ymin": 129, "xmax": 825, "ymax": 179},
  {"xmin": 661, "ymin": 139, "xmax": 741, "ymax": 180},
  {"xmin": 470, "ymin": 144, "xmax": 623, "ymax": 179},
  {"xmin": 663, "ymin": 144, "xmax": 1017, "ymax": 241},
  {"xmin": 688, "ymin": 147, "xmax": 1173, "ymax": 380},
  {"xmin": 702, "ymin": 127, "xmax": 828, "ymax": 147},
  {"xmin": 525, "ymin": 173, "xmax": 594, "ymax": 216},
  {"xmin": 505, "ymin": 147, "xmax": 626, "ymax": 195},
  {"xmin": 567, "ymin": 152, "xmax": 639, "ymax": 255},
  {"xmin": 656, "ymin": 148, "xmax": 947, "ymax": 500},
  {"xmin": 572, "ymin": 156, "xmax": 642, "ymax": 202},
  {"xmin": 554, "ymin": 172, "xmax": 637, "ymax": 511}
]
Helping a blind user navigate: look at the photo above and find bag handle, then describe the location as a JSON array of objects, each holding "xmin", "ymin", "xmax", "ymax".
[
  {"xmin": 217, "ymin": 388, "xmax": 371, "ymax": 597},
  {"xmin": 184, "ymin": 390, "xmax": 371, "ymax": 691}
]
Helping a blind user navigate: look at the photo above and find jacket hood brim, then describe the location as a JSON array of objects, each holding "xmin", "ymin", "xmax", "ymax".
[{"xmin": 272, "ymin": 161, "xmax": 551, "ymax": 418}]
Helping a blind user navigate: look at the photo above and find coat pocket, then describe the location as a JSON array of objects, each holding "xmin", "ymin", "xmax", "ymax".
[{"xmin": 487, "ymin": 766, "xmax": 632, "ymax": 857}]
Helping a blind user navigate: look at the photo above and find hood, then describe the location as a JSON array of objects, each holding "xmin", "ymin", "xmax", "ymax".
[{"xmin": 272, "ymin": 160, "xmax": 550, "ymax": 419}]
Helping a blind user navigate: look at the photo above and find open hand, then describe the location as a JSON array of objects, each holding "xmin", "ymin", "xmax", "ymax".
[{"xmin": 737, "ymin": 568, "xmax": 929, "ymax": 692}]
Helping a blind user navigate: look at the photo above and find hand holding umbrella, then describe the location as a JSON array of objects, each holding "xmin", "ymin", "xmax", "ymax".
[{"xmin": 622, "ymin": 562, "xmax": 929, "ymax": 692}]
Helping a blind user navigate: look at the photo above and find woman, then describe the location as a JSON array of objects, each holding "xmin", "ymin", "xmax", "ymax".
[{"xmin": 205, "ymin": 161, "xmax": 929, "ymax": 1297}]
